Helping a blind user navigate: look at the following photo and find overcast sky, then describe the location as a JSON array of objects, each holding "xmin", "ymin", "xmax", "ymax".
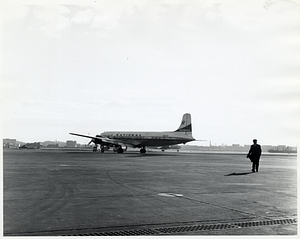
[{"xmin": 2, "ymin": 0, "xmax": 300, "ymax": 146}]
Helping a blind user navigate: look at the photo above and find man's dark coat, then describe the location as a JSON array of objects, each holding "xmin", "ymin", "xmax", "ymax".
[{"xmin": 247, "ymin": 144, "xmax": 262, "ymax": 162}]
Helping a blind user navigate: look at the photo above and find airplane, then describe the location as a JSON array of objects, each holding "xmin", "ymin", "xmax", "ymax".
[{"xmin": 70, "ymin": 113, "xmax": 195, "ymax": 154}]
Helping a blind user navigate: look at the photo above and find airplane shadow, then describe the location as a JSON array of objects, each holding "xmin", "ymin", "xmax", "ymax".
[
  {"xmin": 127, "ymin": 153, "xmax": 179, "ymax": 157},
  {"xmin": 225, "ymin": 172, "xmax": 254, "ymax": 176}
]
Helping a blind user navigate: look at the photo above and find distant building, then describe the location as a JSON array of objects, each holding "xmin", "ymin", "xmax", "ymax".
[
  {"xmin": 47, "ymin": 144, "xmax": 59, "ymax": 148},
  {"xmin": 42, "ymin": 141, "xmax": 66, "ymax": 147},
  {"xmin": 66, "ymin": 140, "xmax": 76, "ymax": 147},
  {"xmin": 267, "ymin": 145, "xmax": 297, "ymax": 153},
  {"xmin": 42, "ymin": 141, "xmax": 56, "ymax": 147},
  {"xmin": 3, "ymin": 138, "xmax": 17, "ymax": 148},
  {"xmin": 19, "ymin": 142, "xmax": 41, "ymax": 149}
]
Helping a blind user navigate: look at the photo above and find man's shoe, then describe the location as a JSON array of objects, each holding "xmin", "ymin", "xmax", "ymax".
[{"xmin": 252, "ymin": 169, "xmax": 255, "ymax": 172}]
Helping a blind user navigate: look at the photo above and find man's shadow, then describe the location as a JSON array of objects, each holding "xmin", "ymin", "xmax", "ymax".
[{"xmin": 225, "ymin": 172, "xmax": 254, "ymax": 176}]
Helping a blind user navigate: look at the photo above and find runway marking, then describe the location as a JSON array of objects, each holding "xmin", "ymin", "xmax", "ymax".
[
  {"xmin": 158, "ymin": 193, "xmax": 183, "ymax": 197},
  {"xmin": 59, "ymin": 164, "xmax": 70, "ymax": 167},
  {"xmin": 227, "ymin": 183, "xmax": 263, "ymax": 185}
]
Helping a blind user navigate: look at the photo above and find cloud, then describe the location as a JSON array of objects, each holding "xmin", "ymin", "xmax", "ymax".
[
  {"xmin": 32, "ymin": 5, "xmax": 71, "ymax": 37},
  {"xmin": 71, "ymin": 8, "xmax": 95, "ymax": 23},
  {"xmin": 264, "ymin": 0, "xmax": 300, "ymax": 11},
  {"xmin": 59, "ymin": 5, "xmax": 71, "ymax": 15},
  {"xmin": 90, "ymin": 4, "xmax": 130, "ymax": 29},
  {"xmin": 92, "ymin": 13, "xmax": 120, "ymax": 29},
  {"xmin": 218, "ymin": 0, "xmax": 300, "ymax": 31},
  {"xmin": 2, "ymin": 1, "xmax": 30, "ymax": 21}
]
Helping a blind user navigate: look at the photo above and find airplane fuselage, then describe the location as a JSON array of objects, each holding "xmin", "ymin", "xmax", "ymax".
[{"xmin": 100, "ymin": 131, "xmax": 194, "ymax": 147}]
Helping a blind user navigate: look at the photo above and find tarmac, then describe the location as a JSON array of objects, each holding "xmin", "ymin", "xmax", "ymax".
[{"xmin": 3, "ymin": 149, "xmax": 298, "ymax": 236}]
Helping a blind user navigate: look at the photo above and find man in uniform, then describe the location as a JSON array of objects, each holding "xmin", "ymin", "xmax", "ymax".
[{"xmin": 247, "ymin": 139, "xmax": 262, "ymax": 172}]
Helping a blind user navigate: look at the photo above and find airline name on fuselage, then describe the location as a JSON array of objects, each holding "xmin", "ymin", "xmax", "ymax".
[{"xmin": 99, "ymin": 133, "xmax": 172, "ymax": 138}]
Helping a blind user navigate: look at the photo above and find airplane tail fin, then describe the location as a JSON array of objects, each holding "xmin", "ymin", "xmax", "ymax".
[{"xmin": 175, "ymin": 113, "xmax": 192, "ymax": 133}]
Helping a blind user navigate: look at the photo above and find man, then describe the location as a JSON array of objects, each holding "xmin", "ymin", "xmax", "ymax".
[{"xmin": 247, "ymin": 139, "xmax": 262, "ymax": 172}]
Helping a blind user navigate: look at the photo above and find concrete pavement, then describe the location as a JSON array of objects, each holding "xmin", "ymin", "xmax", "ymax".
[{"xmin": 3, "ymin": 149, "xmax": 297, "ymax": 236}]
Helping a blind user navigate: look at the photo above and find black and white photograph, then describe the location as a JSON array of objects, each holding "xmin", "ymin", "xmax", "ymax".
[{"xmin": 2, "ymin": 0, "xmax": 299, "ymax": 237}]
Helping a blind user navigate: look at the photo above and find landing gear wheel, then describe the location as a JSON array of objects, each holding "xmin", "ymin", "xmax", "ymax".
[
  {"xmin": 140, "ymin": 148, "xmax": 146, "ymax": 154},
  {"xmin": 101, "ymin": 147, "xmax": 105, "ymax": 153},
  {"xmin": 117, "ymin": 147, "xmax": 124, "ymax": 153}
]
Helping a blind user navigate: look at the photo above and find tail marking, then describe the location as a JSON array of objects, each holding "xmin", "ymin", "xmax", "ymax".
[{"xmin": 175, "ymin": 113, "xmax": 192, "ymax": 132}]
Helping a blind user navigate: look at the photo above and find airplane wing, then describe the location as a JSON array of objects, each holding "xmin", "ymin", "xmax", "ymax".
[
  {"xmin": 69, "ymin": 133, "xmax": 99, "ymax": 140},
  {"xmin": 69, "ymin": 133, "xmax": 131, "ymax": 147},
  {"xmin": 99, "ymin": 137, "xmax": 138, "ymax": 148}
]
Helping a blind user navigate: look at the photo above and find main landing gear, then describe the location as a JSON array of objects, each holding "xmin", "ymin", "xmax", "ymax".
[
  {"xmin": 117, "ymin": 146, "xmax": 124, "ymax": 153},
  {"xmin": 93, "ymin": 145, "xmax": 105, "ymax": 153},
  {"xmin": 140, "ymin": 147, "xmax": 146, "ymax": 154},
  {"xmin": 115, "ymin": 146, "xmax": 127, "ymax": 153}
]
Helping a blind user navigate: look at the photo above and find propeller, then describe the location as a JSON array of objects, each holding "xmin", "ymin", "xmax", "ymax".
[{"xmin": 88, "ymin": 139, "xmax": 95, "ymax": 145}]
